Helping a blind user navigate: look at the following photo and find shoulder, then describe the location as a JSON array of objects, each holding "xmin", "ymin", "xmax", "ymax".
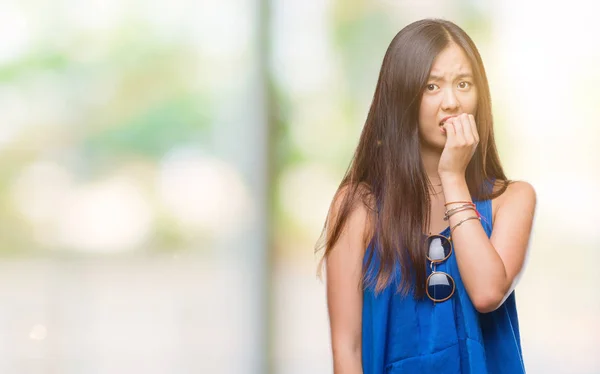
[
  {"xmin": 491, "ymin": 180, "xmax": 536, "ymax": 223},
  {"xmin": 331, "ymin": 182, "xmax": 376, "ymax": 214},
  {"xmin": 328, "ymin": 182, "xmax": 376, "ymax": 250},
  {"xmin": 501, "ymin": 180, "xmax": 536, "ymax": 205}
]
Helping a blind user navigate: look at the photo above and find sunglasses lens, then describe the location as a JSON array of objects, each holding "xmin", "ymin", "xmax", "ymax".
[
  {"xmin": 427, "ymin": 272, "xmax": 455, "ymax": 301},
  {"xmin": 427, "ymin": 236, "xmax": 452, "ymax": 262}
]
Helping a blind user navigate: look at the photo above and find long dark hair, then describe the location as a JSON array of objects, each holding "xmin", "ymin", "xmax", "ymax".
[{"xmin": 316, "ymin": 18, "xmax": 510, "ymax": 298}]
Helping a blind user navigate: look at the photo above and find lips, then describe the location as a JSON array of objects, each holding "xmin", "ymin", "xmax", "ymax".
[{"xmin": 439, "ymin": 115, "xmax": 457, "ymax": 126}]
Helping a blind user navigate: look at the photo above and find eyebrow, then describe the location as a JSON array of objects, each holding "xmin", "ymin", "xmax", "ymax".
[{"xmin": 428, "ymin": 73, "xmax": 474, "ymax": 81}]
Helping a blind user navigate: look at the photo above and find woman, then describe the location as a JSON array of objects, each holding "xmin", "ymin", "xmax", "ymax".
[{"xmin": 316, "ymin": 19, "xmax": 536, "ymax": 374}]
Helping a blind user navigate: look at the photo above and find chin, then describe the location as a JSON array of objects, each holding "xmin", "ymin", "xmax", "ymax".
[{"xmin": 421, "ymin": 138, "xmax": 445, "ymax": 152}]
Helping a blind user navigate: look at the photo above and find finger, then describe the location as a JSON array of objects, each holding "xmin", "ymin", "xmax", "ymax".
[
  {"xmin": 468, "ymin": 114, "xmax": 479, "ymax": 143},
  {"xmin": 443, "ymin": 120, "xmax": 456, "ymax": 141},
  {"xmin": 453, "ymin": 115, "xmax": 467, "ymax": 145},
  {"xmin": 459, "ymin": 113, "xmax": 475, "ymax": 144}
]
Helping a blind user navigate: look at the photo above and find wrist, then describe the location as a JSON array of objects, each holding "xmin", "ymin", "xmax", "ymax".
[{"xmin": 439, "ymin": 172, "xmax": 465, "ymax": 183}]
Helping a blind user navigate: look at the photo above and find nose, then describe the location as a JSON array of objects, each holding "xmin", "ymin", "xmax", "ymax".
[{"xmin": 441, "ymin": 88, "xmax": 459, "ymax": 112}]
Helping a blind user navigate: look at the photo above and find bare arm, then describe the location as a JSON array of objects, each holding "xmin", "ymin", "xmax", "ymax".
[
  {"xmin": 325, "ymin": 188, "xmax": 372, "ymax": 373},
  {"xmin": 439, "ymin": 176, "xmax": 537, "ymax": 313}
]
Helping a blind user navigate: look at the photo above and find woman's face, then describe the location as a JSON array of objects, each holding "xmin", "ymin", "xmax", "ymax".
[{"xmin": 418, "ymin": 42, "xmax": 478, "ymax": 150}]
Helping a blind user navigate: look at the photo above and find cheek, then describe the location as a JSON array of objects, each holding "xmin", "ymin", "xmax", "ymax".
[
  {"xmin": 466, "ymin": 91, "xmax": 478, "ymax": 112},
  {"xmin": 419, "ymin": 99, "xmax": 438, "ymax": 123},
  {"xmin": 457, "ymin": 95, "xmax": 477, "ymax": 115}
]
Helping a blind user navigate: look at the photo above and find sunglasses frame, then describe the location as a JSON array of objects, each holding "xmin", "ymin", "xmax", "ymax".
[{"xmin": 425, "ymin": 234, "xmax": 456, "ymax": 303}]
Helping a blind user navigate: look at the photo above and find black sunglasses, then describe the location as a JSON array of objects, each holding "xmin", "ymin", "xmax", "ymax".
[{"xmin": 424, "ymin": 234, "xmax": 455, "ymax": 303}]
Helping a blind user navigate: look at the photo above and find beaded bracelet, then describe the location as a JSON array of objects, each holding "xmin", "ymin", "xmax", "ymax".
[{"xmin": 450, "ymin": 216, "xmax": 481, "ymax": 234}]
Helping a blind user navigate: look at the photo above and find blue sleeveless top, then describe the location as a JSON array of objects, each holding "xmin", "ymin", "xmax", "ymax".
[{"xmin": 361, "ymin": 194, "xmax": 525, "ymax": 373}]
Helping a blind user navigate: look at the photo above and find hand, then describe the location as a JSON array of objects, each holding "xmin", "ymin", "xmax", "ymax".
[{"xmin": 438, "ymin": 113, "xmax": 479, "ymax": 177}]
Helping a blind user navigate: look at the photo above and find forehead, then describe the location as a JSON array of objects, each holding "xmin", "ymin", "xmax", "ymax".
[{"xmin": 429, "ymin": 43, "xmax": 473, "ymax": 76}]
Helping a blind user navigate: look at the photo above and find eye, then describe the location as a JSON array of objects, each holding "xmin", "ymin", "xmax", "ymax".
[
  {"xmin": 458, "ymin": 81, "xmax": 472, "ymax": 89},
  {"xmin": 426, "ymin": 83, "xmax": 439, "ymax": 91}
]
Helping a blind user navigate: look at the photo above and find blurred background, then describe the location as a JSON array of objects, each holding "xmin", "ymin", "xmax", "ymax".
[{"xmin": 0, "ymin": 0, "xmax": 598, "ymax": 373}]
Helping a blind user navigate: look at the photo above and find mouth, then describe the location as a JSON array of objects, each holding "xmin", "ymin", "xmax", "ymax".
[{"xmin": 439, "ymin": 115, "xmax": 457, "ymax": 127}]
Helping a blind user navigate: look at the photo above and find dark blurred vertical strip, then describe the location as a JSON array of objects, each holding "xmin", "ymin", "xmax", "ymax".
[{"xmin": 257, "ymin": 0, "xmax": 275, "ymax": 373}]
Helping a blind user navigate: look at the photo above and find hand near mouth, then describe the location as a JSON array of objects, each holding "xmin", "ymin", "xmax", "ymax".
[
  {"xmin": 439, "ymin": 115, "xmax": 460, "ymax": 134},
  {"xmin": 438, "ymin": 113, "xmax": 479, "ymax": 178}
]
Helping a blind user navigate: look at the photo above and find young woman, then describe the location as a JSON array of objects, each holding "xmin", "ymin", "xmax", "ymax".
[{"xmin": 316, "ymin": 19, "xmax": 536, "ymax": 374}]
